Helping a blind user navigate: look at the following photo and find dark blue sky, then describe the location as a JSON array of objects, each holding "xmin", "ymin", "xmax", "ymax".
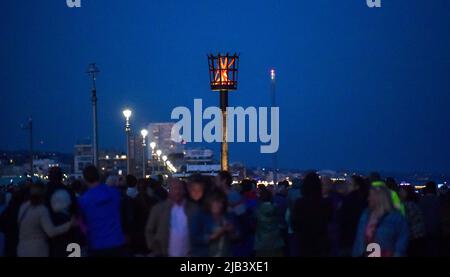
[{"xmin": 1, "ymin": 0, "xmax": 450, "ymax": 173}]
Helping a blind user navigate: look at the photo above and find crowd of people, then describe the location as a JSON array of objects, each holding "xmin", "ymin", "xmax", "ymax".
[{"xmin": 0, "ymin": 166, "xmax": 450, "ymax": 257}]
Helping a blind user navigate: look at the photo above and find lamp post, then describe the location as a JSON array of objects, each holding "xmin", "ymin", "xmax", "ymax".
[
  {"xmin": 140, "ymin": 129, "xmax": 148, "ymax": 178},
  {"xmin": 156, "ymin": 149, "xmax": 162, "ymax": 173},
  {"xmin": 270, "ymin": 68, "xmax": 277, "ymax": 183},
  {"xmin": 87, "ymin": 63, "xmax": 100, "ymax": 167},
  {"xmin": 123, "ymin": 109, "xmax": 132, "ymax": 175},
  {"xmin": 150, "ymin": 141, "xmax": 156, "ymax": 174},
  {"xmin": 208, "ymin": 53, "xmax": 239, "ymax": 171}
]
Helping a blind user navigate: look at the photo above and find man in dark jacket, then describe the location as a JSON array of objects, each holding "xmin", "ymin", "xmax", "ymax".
[
  {"xmin": 291, "ymin": 172, "xmax": 331, "ymax": 257},
  {"xmin": 338, "ymin": 175, "xmax": 366, "ymax": 256}
]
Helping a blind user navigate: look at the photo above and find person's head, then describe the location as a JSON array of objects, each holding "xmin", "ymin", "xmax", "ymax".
[
  {"xmin": 302, "ymin": 172, "xmax": 322, "ymax": 199},
  {"xmin": 385, "ymin": 177, "xmax": 398, "ymax": 192},
  {"xmin": 167, "ymin": 178, "xmax": 186, "ymax": 204},
  {"xmin": 259, "ymin": 186, "xmax": 272, "ymax": 203},
  {"xmin": 399, "ymin": 185, "xmax": 417, "ymax": 202},
  {"xmin": 48, "ymin": 166, "xmax": 63, "ymax": 184},
  {"xmin": 424, "ymin": 181, "xmax": 437, "ymax": 195},
  {"xmin": 348, "ymin": 175, "xmax": 364, "ymax": 193},
  {"xmin": 291, "ymin": 178, "xmax": 302, "ymax": 190},
  {"xmin": 204, "ymin": 190, "xmax": 228, "ymax": 217},
  {"xmin": 187, "ymin": 174, "xmax": 206, "ymax": 202},
  {"xmin": 276, "ymin": 180, "xmax": 289, "ymax": 195},
  {"xmin": 83, "ymin": 165, "xmax": 100, "ymax": 187},
  {"xmin": 216, "ymin": 170, "xmax": 232, "ymax": 190},
  {"xmin": 29, "ymin": 181, "xmax": 45, "ymax": 206},
  {"xmin": 126, "ymin": 174, "xmax": 138, "ymax": 188},
  {"xmin": 369, "ymin": 172, "xmax": 381, "ymax": 183},
  {"xmin": 267, "ymin": 184, "xmax": 275, "ymax": 195},
  {"xmin": 70, "ymin": 179, "xmax": 85, "ymax": 195},
  {"xmin": 240, "ymin": 179, "xmax": 254, "ymax": 193},
  {"xmin": 368, "ymin": 186, "xmax": 393, "ymax": 214},
  {"xmin": 137, "ymin": 178, "xmax": 148, "ymax": 194}
]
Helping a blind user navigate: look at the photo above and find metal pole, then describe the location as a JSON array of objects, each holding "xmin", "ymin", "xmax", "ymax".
[
  {"xmin": 126, "ymin": 129, "xmax": 131, "ymax": 175},
  {"xmin": 142, "ymin": 140, "xmax": 146, "ymax": 178},
  {"xmin": 270, "ymin": 69, "xmax": 277, "ymax": 183},
  {"xmin": 92, "ymin": 88, "xmax": 98, "ymax": 168},
  {"xmin": 87, "ymin": 63, "xmax": 100, "ymax": 168},
  {"xmin": 220, "ymin": 90, "xmax": 229, "ymax": 171}
]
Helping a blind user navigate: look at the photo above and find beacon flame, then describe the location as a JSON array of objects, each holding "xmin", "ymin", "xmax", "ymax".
[{"xmin": 208, "ymin": 53, "xmax": 239, "ymax": 91}]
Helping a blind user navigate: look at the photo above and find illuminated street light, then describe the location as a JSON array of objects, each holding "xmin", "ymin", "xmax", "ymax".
[
  {"xmin": 150, "ymin": 141, "xmax": 156, "ymax": 152},
  {"xmin": 270, "ymin": 68, "xmax": 277, "ymax": 183},
  {"xmin": 155, "ymin": 149, "xmax": 162, "ymax": 173},
  {"xmin": 140, "ymin": 128, "xmax": 148, "ymax": 178},
  {"xmin": 122, "ymin": 108, "xmax": 132, "ymax": 174}
]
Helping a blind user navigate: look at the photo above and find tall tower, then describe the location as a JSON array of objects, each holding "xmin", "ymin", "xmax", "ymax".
[
  {"xmin": 87, "ymin": 63, "xmax": 100, "ymax": 168},
  {"xmin": 270, "ymin": 68, "xmax": 277, "ymax": 183}
]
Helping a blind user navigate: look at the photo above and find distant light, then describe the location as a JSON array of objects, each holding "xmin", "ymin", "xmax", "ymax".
[
  {"xmin": 140, "ymin": 129, "xmax": 148, "ymax": 138},
  {"xmin": 150, "ymin": 142, "xmax": 156, "ymax": 150},
  {"xmin": 156, "ymin": 149, "xmax": 162, "ymax": 157},
  {"xmin": 122, "ymin": 109, "xmax": 132, "ymax": 120},
  {"xmin": 120, "ymin": 155, "xmax": 127, "ymax": 159},
  {"xmin": 105, "ymin": 155, "xmax": 110, "ymax": 159},
  {"xmin": 270, "ymin": 69, "xmax": 276, "ymax": 80},
  {"xmin": 162, "ymin": 155, "xmax": 168, "ymax": 162},
  {"xmin": 118, "ymin": 170, "xmax": 123, "ymax": 175}
]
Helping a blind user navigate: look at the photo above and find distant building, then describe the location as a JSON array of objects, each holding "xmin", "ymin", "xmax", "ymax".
[
  {"xmin": 98, "ymin": 150, "xmax": 127, "ymax": 176},
  {"xmin": 174, "ymin": 148, "xmax": 221, "ymax": 178},
  {"xmin": 73, "ymin": 141, "xmax": 93, "ymax": 178},
  {"xmin": 147, "ymin": 123, "xmax": 183, "ymax": 155},
  {"xmin": 33, "ymin": 159, "xmax": 71, "ymax": 176}
]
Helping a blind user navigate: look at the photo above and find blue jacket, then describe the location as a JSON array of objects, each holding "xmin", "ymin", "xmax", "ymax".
[
  {"xmin": 78, "ymin": 184, "xmax": 125, "ymax": 250},
  {"xmin": 190, "ymin": 211, "xmax": 238, "ymax": 257},
  {"xmin": 352, "ymin": 209, "xmax": 409, "ymax": 257}
]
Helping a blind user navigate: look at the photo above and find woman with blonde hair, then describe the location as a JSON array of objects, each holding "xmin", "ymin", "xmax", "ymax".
[{"xmin": 352, "ymin": 184, "xmax": 409, "ymax": 257}]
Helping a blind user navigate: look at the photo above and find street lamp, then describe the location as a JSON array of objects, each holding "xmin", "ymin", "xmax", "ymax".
[
  {"xmin": 150, "ymin": 142, "xmax": 156, "ymax": 155},
  {"xmin": 270, "ymin": 68, "xmax": 277, "ymax": 183},
  {"xmin": 156, "ymin": 149, "xmax": 162, "ymax": 173},
  {"xmin": 208, "ymin": 52, "xmax": 239, "ymax": 171},
  {"xmin": 122, "ymin": 108, "xmax": 132, "ymax": 174},
  {"xmin": 140, "ymin": 129, "xmax": 148, "ymax": 178},
  {"xmin": 149, "ymin": 141, "xmax": 156, "ymax": 174}
]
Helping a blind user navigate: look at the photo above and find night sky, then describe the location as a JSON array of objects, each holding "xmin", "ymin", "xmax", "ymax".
[{"xmin": 1, "ymin": 0, "xmax": 450, "ymax": 174}]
